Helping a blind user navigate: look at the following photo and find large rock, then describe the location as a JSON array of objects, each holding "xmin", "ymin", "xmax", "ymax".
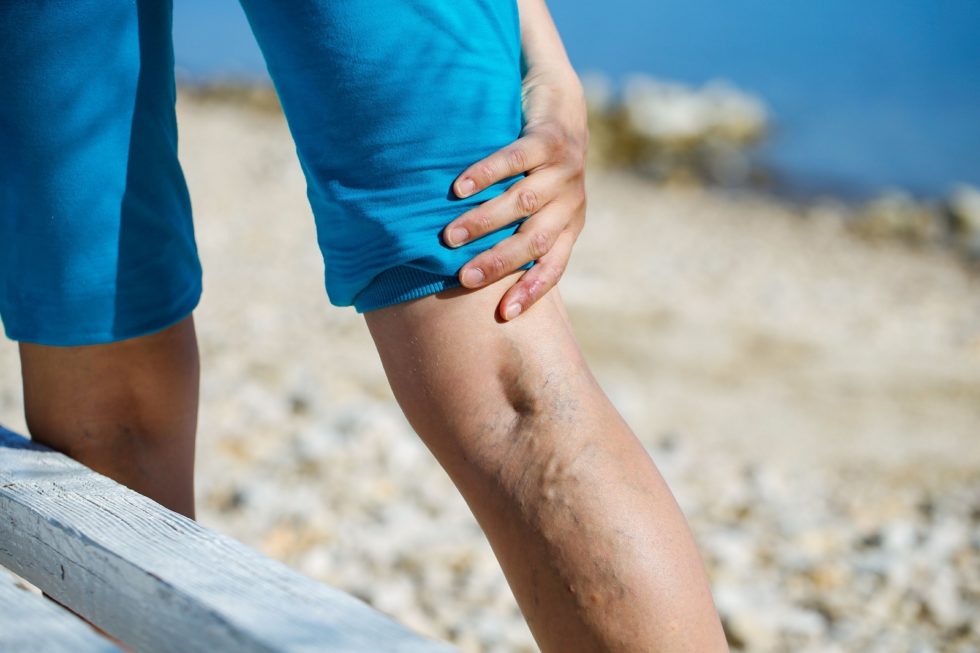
[
  {"xmin": 582, "ymin": 71, "xmax": 770, "ymax": 186},
  {"xmin": 945, "ymin": 183, "xmax": 980, "ymax": 257},
  {"xmin": 621, "ymin": 74, "xmax": 769, "ymax": 144},
  {"xmin": 946, "ymin": 183, "xmax": 980, "ymax": 234},
  {"xmin": 851, "ymin": 189, "xmax": 944, "ymax": 244}
]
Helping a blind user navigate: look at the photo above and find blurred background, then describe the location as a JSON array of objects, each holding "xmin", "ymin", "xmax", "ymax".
[{"xmin": 2, "ymin": 1, "xmax": 978, "ymax": 651}]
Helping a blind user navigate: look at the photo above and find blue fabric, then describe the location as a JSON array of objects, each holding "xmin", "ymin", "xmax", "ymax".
[
  {"xmin": 0, "ymin": 0, "xmax": 534, "ymax": 346},
  {"xmin": 0, "ymin": 1, "xmax": 201, "ymax": 346},
  {"xmin": 239, "ymin": 0, "xmax": 536, "ymax": 312}
]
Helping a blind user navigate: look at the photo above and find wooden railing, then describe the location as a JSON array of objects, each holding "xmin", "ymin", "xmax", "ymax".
[{"xmin": 0, "ymin": 425, "xmax": 458, "ymax": 652}]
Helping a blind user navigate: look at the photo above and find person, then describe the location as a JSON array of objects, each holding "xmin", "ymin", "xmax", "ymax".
[{"xmin": 0, "ymin": 1, "xmax": 729, "ymax": 651}]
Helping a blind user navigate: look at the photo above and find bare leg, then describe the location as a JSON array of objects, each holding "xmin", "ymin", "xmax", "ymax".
[
  {"xmin": 363, "ymin": 273, "xmax": 729, "ymax": 653},
  {"xmin": 18, "ymin": 313, "xmax": 200, "ymax": 519},
  {"xmin": 17, "ymin": 313, "xmax": 199, "ymax": 650}
]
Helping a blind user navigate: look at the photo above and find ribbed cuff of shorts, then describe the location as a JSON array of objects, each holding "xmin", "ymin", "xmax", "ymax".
[{"xmin": 353, "ymin": 260, "xmax": 535, "ymax": 314}]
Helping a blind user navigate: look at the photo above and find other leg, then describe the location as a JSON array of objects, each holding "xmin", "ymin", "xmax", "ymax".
[
  {"xmin": 19, "ymin": 314, "xmax": 200, "ymax": 519},
  {"xmin": 0, "ymin": 0, "xmax": 202, "ymax": 517}
]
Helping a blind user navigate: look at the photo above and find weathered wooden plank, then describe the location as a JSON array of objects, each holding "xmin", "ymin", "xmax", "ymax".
[
  {"xmin": 0, "ymin": 426, "xmax": 458, "ymax": 653},
  {"xmin": 0, "ymin": 565, "xmax": 123, "ymax": 652}
]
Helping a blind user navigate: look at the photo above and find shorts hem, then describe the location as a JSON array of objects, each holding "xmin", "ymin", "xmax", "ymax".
[
  {"xmin": 1, "ymin": 279, "xmax": 203, "ymax": 347},
  {"xmin": 353, "ymin": 265, "xmax": 464, "ymax": 314},
  {"xmin": 352, "ymin": 260, "xmax": 535, "ymax": 314}
]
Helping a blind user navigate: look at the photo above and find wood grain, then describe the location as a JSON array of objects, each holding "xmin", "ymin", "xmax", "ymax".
[
  {"xmin": 0, "ymin": 426, "xmax": 457, "ymax": 653},
  {"xmin": 0, "ymin": 565, "xmax": 122, "ymax": 652}
]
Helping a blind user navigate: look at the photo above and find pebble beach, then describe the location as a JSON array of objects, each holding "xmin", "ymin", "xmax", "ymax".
[{"xmin": 1, "ymin": 91, "xmax": 978, "ymax": 652}]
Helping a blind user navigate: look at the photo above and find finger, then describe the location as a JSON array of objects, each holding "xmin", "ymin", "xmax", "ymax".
[
  {"xmin": 457, "ymin": 200, "xmax": 570, "ymax": 289},
  {"xmin": 452, "ymin": 130, "xmax": 557, "ymax": 199},
  {"xmin": 498, "ymin": 230, "xmax": 576, "ymax": 321},
  {"xmin": 443, "ymin": 167, "xmax": 568, "ymax": 247}
]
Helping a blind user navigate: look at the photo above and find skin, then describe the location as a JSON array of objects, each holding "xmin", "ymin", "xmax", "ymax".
[
  {"xmin": 19, "ymin": 314, "xmax": 199, "ymax": 520},
  {"xmin": 447, "ymin": 0, "xmax": 589, "ymax": 323},
  {"xmin": 364, "ymin": 272, "xmax": 729, "ymax": 652},
  {"xmin": 20, "ymin": 314, "xmax": 198, "ymax": 653},
  {"xmin": 15, "ymin": 2, "xmax": 728, "ymax": 650}
]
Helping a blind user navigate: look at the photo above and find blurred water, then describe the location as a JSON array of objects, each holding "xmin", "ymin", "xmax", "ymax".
[{"xmin": 173, "ymin": 0, "xmax": 980, "ymax": 200}]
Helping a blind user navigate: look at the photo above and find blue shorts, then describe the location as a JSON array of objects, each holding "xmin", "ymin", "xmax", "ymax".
[{"xmin": 0, "ymin": 0, "xmax": 534, "ymax": 346}]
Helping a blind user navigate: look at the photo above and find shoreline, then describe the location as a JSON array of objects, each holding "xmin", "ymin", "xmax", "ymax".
[
  {"xmin": 172, "ymin": 79, "xmax": 924, "ymax": 202},
  {"xmin": 174, "ymin": 80, "xmax": 980, "ymax": 268}
]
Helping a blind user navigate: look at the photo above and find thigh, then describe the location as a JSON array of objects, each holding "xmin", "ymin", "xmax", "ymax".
[
  {"xmin": 239, "ymin": 0, "xmax": 535, "ymax": 313},
  {"xmin": 0, "ymin": 0, "xmax": 201, "ymax": 346}
]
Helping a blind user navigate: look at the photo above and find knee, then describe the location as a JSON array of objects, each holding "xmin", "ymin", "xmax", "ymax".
[
  {"xmin": 22, "ymin": 363, "xmax": 196, "ymax": 461},
  {"xmin": 494, "ymin": 334, "xmax": 581, "ymax": 434},
  {"xmin": 364, "ymin": 279, "xmax": 600, "ymax": 502},
  {"xmin": 463, "ymin": 337, "xmax": 594, "ymax": 502},
  {"xmin": 24, "ymin": 384, "xmax": 148, "ymax": 459},
  {"xmin": 19, "ymin": 318, "xmax": 199, "ymax": 456}
]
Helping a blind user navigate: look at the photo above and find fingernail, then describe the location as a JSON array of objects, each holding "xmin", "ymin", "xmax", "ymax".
[
  {"xmin": 504, "ymin": 303, "xmax": 522, "ymax": 320},
  {"xmin": 457, "ymin": 178, "xmax": 477, "ymax": 197},
  {"xmin": 462, "ymin": 267, "xmax": 485, "ymax": 286},
  {"xmin": 449, "ymin": 226, "xmax": 469, "ymax": 246}
]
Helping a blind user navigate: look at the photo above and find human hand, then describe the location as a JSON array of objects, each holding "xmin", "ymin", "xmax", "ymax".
[{"xmin": 443, "ymin": 67, "xmax": 589, "ymax": 321}]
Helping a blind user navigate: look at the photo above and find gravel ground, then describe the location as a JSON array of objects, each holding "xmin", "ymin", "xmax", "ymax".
[{"xmin": 1, "ymin": 94, "xmax": 977, "ymax": 652}]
